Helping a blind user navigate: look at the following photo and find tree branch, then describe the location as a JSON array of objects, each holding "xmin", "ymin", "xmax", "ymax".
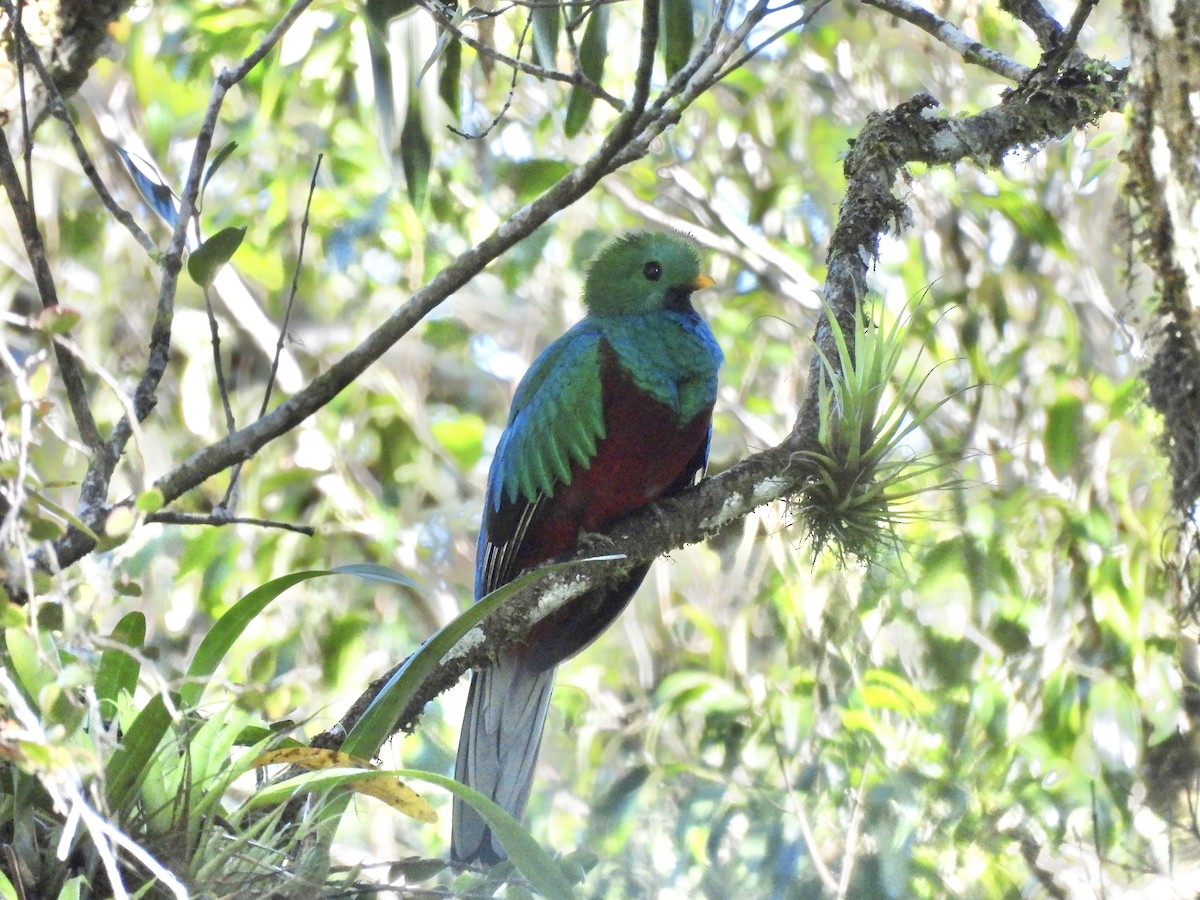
[
  {"xmin": 145, "ymin": 512, "xmax": 315, "ymax": 536},
  {"xmin": 309, "ymin": 45, "xmax": 1127, "ymax": 750},
  {"xmin": 27, "ymin": 0, "xmax": 769, "ymax": 585},
  {"xmin": 802, "ymin": 60, "xmax": 1124, "ymax": 447},
  {"xmin": 862, "ymin": 0, "xmax": 1032, "ymax": 82},
  {"xmin": 316, "ymin": 436, "xmax": 807, "ymax": 744},
  {"xmin": 0, "ymin": 0, "xmax": 135, "ymax": 144},
  {"xmin": 0, "ymin": 129, "xmax": 103, "ymax": 450},
  {"xmin": 67, "ymin": 0, "xmax": 318, "ymax": 550},
  {"xmin": 416, "ymin": 0, "xmax": 625, "ymax": 110},
  {"xmin": 0, "ymin": 0, "xmax": 156, "ymax": 255}
]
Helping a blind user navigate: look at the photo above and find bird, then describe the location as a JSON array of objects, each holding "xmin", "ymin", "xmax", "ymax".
[{"xmin": 452, "ymin": 230, "xmax": 724, "ymax": 865}]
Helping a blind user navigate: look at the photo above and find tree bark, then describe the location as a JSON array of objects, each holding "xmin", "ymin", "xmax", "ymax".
[
  {"xmin": 0, "ymin": 0, "xmax": 133, "ymax": 143},
  {"xmin": 1124, "ymin": 0, "xmax": 1200, "ymax": 522},
  {"xmin": 1124, "ymin": 0, "xmax": 1200, "ymax": 860}
]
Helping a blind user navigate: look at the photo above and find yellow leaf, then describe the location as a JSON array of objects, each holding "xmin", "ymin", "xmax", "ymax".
[{"xmin": 251, "ymin": 747, "xmax": 437, "ymax": 823}]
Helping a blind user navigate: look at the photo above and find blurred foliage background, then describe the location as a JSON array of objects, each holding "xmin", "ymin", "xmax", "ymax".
[{"xmin": 0, "ymin": 0, "xmax": 1184, "ymax": 896}]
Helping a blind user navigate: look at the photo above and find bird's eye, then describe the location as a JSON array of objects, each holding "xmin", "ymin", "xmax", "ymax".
[{"xmin": 643, "ymin": 262, "xmax": 662, "ymax": 281}]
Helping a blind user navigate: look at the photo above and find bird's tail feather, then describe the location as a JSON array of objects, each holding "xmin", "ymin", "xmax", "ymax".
[{"xmin": 451, "ymin": 653, "xmax": 556, "ymax": 865}]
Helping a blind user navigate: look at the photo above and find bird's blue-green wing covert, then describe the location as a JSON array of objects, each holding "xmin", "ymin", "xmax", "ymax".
[{"xmin": 486, "ymin": 322, "xmax": 607, "ymax": 512}]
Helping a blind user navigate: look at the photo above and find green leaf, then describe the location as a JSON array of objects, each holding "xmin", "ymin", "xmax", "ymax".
[
  {"xmin": 187, "ymin": 225, "xmax": 247, "ymax": 288},
  {"xmin": 181, "ymin": 570, "xmax": 329, "ymax": 709},
  {"xmin": 531, "ymin": 2, "xmax": 561, "ymax": 68},
  {"xmin": 181, "ymin": 566, "xmax": 422, "ymax": 709},
  {"xmin": 564, "ymin": 5, "xmax": 610, "ymax": 137},
  {"xmin": 27, "ymin": 515, "xmax": 63, "ymax": 541},
  {"xmin": 95, "ymin": 611, "xmax": 146, "ymax": 723},
  {"xmin": 1044, "ymin": 395, "xmax": 1084, "ymax": 478},
  {"xmin": 499, "ymin": 159, "xmax": 574, "ymax": 203},
  {"xmin": 135, "ymin": 487, "xmax": 166, "ymax": 514},
  {"xmin": 4, "ymin": 627, "xmax": 52, "ymax": 700},
  {"xmin": 34, "ymin": 305, "xmax": 82, "ymax": 335},
  {"xmin": 661, "ymin": 0, "xmax": 693, "ymax": 78},
  {"xmin": 25, "ymin": 489, "xmax": 100, "ymax": 542},
  {"xmin": 405, "ymin": 771, "xmax": 579, "ymax": 900},
  {"xmin": 343, "ymin": 557, "xmax": 620, "ymax": 760},
  {"xmin": 431, "ymin": 413, "xmax": 486, "ymax": 469},
  {"xmin": 400, "ymin": 95, "xmax": 432, "ymax": 208},
  {"xmin": 105, "ymin": 694, "xmax": 172, "ymax": 811},
  {"xmin": 202, "ymin": 140, "xmax": 238, "ymax": 196},
  {"xmin": 438, "ymin": 34, "xmax": 462, "ymax": 118},
  {"xmin": 861, "ymin": 669, "xmax": 934, "ymax": 718},
  {"xmin": 0, "ymin": 602, "xmax": 24, "ymax": 628}
]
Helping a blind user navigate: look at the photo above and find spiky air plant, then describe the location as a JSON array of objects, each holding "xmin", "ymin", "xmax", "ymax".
[{"xmin": 797, "ymin": 300, "xmax": 957, "ymax": 564}]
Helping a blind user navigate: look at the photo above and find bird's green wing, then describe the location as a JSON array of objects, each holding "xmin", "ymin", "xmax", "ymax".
[{"xmin": 487, "ymin": 322, "xmax": 607, "ymax": 511}]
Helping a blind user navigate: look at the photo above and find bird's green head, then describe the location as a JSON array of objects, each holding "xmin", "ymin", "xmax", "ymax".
[{"xmin": 582, "ymin": 230, "xmax": 715, "ymax": 317}]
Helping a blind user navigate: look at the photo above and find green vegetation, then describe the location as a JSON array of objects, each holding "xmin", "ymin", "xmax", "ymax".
[{"xmin": 0, "ymin": 0, "xmax": 1185, "ymax": 897}]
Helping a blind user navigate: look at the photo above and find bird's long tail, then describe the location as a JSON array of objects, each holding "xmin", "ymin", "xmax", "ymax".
[{"xmin": 452, "ymin": 651, "xmax": 555, "ymax": 865}]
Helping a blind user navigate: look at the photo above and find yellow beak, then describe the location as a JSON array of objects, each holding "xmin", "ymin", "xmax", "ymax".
[{"xmin": 691, "ymin": 273, "xmax": 716, "ymax": 291}]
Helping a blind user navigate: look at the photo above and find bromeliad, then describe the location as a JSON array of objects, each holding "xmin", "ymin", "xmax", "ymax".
[{"xmin": 452, "ymin": 230, "xmax": 723, "ymax": 865}]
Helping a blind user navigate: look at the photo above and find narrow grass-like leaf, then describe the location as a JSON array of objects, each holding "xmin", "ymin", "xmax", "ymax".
[
  {"xmin": 342, "ymin": 558, "xmax": 618, "ymax": 760},
  {"xmin": 801, "ymin": 300, "xmax": 959, "ymax": 562},
  {"xmin": 181, "ymin": 571, "xmax": 326, "ymax": 709},
  {"xmin": 182, "ymin": 567, "xmax": 422, "ymax": 709},
  {"xmin": 564, "ymin": 5, "xmax": 609, "ymax": 137},
  {"xmin": 249, "ymin": 750, "xmax": 436, "ymax": 822},
  {"xmin": 25, "ymin": 490, "xmax": 100, "ymax": 542},
  {"xmin": 202, "ymin": 141, "xmax": 238, "ymax": 195},
  {"xmin": 331, "ymin": 563, "xmax": 424, "ymax": 592},
  {"xmin": 400, "ymin": 95, "xmax": 432, "ymax": 208},
  {"xmin": 105, "ymin": 694, "xmax": 172, "ymax": 812},
  {"xmin": 95, "ymin": 611, "xmax": 145, "ymax": 723},
  {"xmin": 396, "ymin": 771, "xmax": 578, "ymax": 900}
]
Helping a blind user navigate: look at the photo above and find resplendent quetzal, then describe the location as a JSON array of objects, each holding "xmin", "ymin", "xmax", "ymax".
[{"xmin": 451, "ymin": 231, "xmax": 724, "ymax": 865}]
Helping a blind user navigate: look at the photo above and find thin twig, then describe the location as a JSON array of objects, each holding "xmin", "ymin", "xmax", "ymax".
[
  {"xmin": 14, "ymin": 0, "xmax": 33, "ymax": 212},
  {"xmin": 835, "ymin": 764, "xmax": 871, "ymax": 898},
  {"xmin": 416, "ymin": 0, "xmax": 624, "ymax": 110},
  {"xmin": 219, "ymin": 153, "xmax": 324, "ymax": 510},
  {"xmin": 0, "ymin": 0, "xmax": 156, "ymax": 254},
  {"xmin": 261, "ymin": 154, "xmax": 321, "ymax": 421},
  {"xmin": 763, "ymin": 703, "xmax": 839, "ymax": 894},
  {"xmin": 204, "ymin": 286, "xmax": 239, "ymax": 438},
  {"xmin": 1090, "ymin": 781, "xmax": 1108, "ymax": 900},
  {"xmin": 449, "ymin": 16, "xmax": 532, "ymax": 139},
  {"xmin": 861, "ymin": 0, "xmax": 1032, "ymax": 82},
  {"xmin": 145, "ymin": 511, "xmax": 315, "ymax": 535},
  {"xmin": 0, "ymin": 131, "xmax": 103, "ymax": 450},
  {"xmin": 998, "ymin": 0, "xmax": 1065, "ymax": 52},
  {"xmin": 1039, "ymin": 0, "xmax": 1097, "ymax": 74},
  {"xmin": 715, "ymin": 0, "xmax": 835, "ymax": 83},
  {"xmin": 74, "ymin": 0, "xmax": 316, "ymax": 530}
]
